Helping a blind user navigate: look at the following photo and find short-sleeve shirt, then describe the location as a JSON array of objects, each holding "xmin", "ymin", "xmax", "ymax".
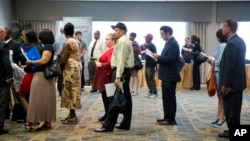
[{"xmin": 35, "ymin": 44, "xmax": 55, "ymax": 72}]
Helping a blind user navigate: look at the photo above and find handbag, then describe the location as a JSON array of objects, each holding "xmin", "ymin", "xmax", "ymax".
[
  {"xmin": 43, "ymin": 57, "xmax": 61, "ymax": 79},
  {"xmin": 133, "ymin": 52, "xmax": 143, "ymax": 70},
  {"xmin": 108, "ymin": 87, "xmax": 127, "ymax": 114},
  {"xmin": 197, "ymin": 49, "xmax": 207, "ymax": 63},
  {"xmin": 206, "ymin": 60, "xmax": 217, "ymax": 97}
]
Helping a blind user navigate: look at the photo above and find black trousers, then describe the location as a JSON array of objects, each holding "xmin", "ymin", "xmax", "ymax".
[
  {"xmin": 192, "ymin": 61, "xmax": 201, "ymax": 89},
  {"xmin": 81, "ymin": 62, "xmax": 85, "ymax": 88},
  {"xmin": 100, "ymin": 91, "xmax": 110, "ymax": 120},
  {"xmin": 88, "ymin": 59, "xmax": 97, "ymax": 89},
  {"xmin": 102, "ymin": 68, "xmax": 132, "ymax": 130},
  {"xmin": 0, "ymin": 85, "xmax": 10, "ymax": 129},
  {"xmin": 57, "ymin": 73, "xmax": 63, "ymax": 95},
  {"xmin": 223, "ymin": 90, "xmax": 243, "ymax": 130},
  {"xmin": 161, "ymin": 80, "xmax": 177, "ymax": 122}
]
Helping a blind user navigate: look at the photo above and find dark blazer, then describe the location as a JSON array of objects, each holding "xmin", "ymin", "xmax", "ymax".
[
  {"xmin": 0, "ymin": 42, "xmax": 13, "ymax": 86},
  {"xmin": 157, "ymin": 37, "xmax": 181, "ymax": 82},
  {"xmin": 219, "ymin": 34, "xmax": 246, "ymax": 91},
  {"xmin": 6, "ymin": 38, "xmax": 21, "ymax": 64}
]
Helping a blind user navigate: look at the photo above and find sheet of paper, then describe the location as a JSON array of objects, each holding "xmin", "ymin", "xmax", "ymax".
[
  {"xmin": 20, "ymin": 48, "xmax": 30, "ymax": 61},
  {"xmin": 105, "ymin": 83, "xmax": 116, "ymax": 97},
  {"xmin": 146, "ymin": 49, "xmax": 154, "ymax": 58}
]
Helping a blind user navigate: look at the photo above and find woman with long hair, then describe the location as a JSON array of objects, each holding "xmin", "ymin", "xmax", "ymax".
[
  {"xmin": 23, "ymin": 29, "xmax": 56, "ymax": 131},
  {"xmin": 18, "ymin": 29, "xmax": 39, "ymax": 114}
]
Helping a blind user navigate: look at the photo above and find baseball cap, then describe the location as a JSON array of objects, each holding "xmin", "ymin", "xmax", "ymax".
[
  {"xmin": 111, "ymin": 22, "xmax": 127, "ymax": 32},
  {"xmin": 145, "ymin": 34, "xmax": 153, "ymax": 40}
]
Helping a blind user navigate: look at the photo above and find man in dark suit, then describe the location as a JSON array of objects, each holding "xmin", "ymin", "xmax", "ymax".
[
  {"xmin": 4, "ymin": 27, "xmax": 21, "ymax": 119},
  {"xmin": 218, "ymin": 19, "xmax": 246, "ymax": 138},
  {"xmin": 5, "ymin": 27, "xmax": 21, "ymax": 64},
  {"xmin": 152, "ymin": 26, "xmax": 181, "ymax": 125},
  {"xmin": 0, "ymin": 26, "xmax": 13, "ymax": 135}
]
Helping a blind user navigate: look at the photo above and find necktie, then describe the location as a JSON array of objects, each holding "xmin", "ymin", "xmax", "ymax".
[{"xmin": 90, "ymin": 40, "xmax": 97, "ymax": 58}]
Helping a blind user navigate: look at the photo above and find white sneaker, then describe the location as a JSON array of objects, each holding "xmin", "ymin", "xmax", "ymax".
[
  {"xmin": 149, "ymin": 94, "xmax": 157, "ymax": 98},
  {"xmin": 144, "ymin": 93, "xmax": 151, "ymax": 97}
]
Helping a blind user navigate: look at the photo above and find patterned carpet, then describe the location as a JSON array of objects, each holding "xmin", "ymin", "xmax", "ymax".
[{"xmin": 2, "ymin": 86, "xmax": 250, "ymax": 141}]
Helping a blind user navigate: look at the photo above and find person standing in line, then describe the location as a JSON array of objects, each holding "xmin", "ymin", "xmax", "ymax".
[
  {"xmin": 217, "ymin": 19, "xmax": 246, "ymax": 138},
  {"xmin": 54, "ymin": 26, "xmax": 67, "ymax": 96},
  {"xmin": 152, "ymin": 26, "xmax": 181, "ymax": 126},
  {"xmin": 18, "ymin": 30, "xmax": 40, "ymax": 114},
  {"xmin": 94, "ymin": 22, "xmax": 134, "ymax": 132},
  {"xmin": 60, "ymin": 23, "xmax": 82, "ymax": 124},
  {"xmin": 141, "ymin": 33, "xmax": 158, "ymax": 98},
  {"xmin": 23, "ymin": 29, "xmax": 56, "ymax": 131},
  {"xmin": 87, "ymin": 30, "xmax": 106, "ymax": 93},
  {"xmin": 93, "ymin": 33, "xmax": 115, "ymax": 123},
  {"xmin": 4, "ymin": 27, "xmax": 21, "ymax": 119},
  {"xmin": 75, "ymin": 31, "xmax": 87, "ymax": 91},
  {"xmin": 0, "ymin": 26, "xmax": 13, "ymax": 135},
  {"xmin": 190, "ymin": 35, "xmax": 202, "ymax": 90},
  {"xmin": 207, "ymin": 29, "xmax": 227, "ymax": 127},
  {"xmin": 129, "ymin": 32, "xmax": 141, "ymax": 96}
]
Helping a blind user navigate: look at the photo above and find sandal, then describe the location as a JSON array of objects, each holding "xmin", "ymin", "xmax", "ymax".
[
  {"xmin": 60, "ymin": 115, "xmax": 71, "ymax": 122},
  {"xmin": 42, "ymin": 123, "xmax": 52, "ymax": 130},
  {"xmin": 61, "ymin": 117, "xmax": 78, "ymax": 124},
  {"xmin": 22, "ymin": 124, "xmax": 42, "ymax": 132}
]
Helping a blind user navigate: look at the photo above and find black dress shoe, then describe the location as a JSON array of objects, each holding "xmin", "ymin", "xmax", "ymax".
[
  {"xmin": 158, "ymin": 120, "xmax": 177, "ymax": 125},
  {"xmin": 157, "ymin": 119, "xmax": 166, "ymax": 123},
  {"xmin": 190, "ymin": 87, "xmax": 200, "ymax": 90},
  {"xmin": 115, "ymin": 125, "xmax": 130, "ymax": 130},
  {"xmin": 94, "ymin": 128, "xmax": 113, "ymax": 132},
  {"xmin": 98, "ymin": 118, "xmax": 104, "ymax": 122},
  {"xmin": 90, "ymin": 89, "xmax": 97, "ymax": 93},
  {"xmin": 0, "ymin": 129, "xmax": 9, "ymax": 135},
  {"xmin": 218, "ymin": 130, "xmax": 229, "ymax": 138}
]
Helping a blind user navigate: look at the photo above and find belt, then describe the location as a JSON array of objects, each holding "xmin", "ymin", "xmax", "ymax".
[{"xmin": 90, "ymin": 58, "xmax": 97, "ymax": 60}]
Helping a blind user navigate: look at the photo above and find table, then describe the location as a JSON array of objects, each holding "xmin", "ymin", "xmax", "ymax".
[
  {"xmin": 139, "ymin": 63, "xmax": 193, "ymax": 88},
  {"xmin": 139, "ymin": 64, "xmax": 250, "ymax": 89},
  {"xmin": 246, "ymin": 64, "xmax": 250, "ymax": 88}
]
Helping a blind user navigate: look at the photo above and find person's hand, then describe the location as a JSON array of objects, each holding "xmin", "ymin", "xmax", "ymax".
[
  {"xmin": 115, "ymin": 78, "xmax": 121, "ymax": 87},
  {"xmin": 96, "ymin": 62, "xmax": 101, "ymax": 67},
  {"xmin": 19, "ymin": 61, "xmax": 27, "ymax": 68},
  {"xmin": 6, "ymin": 78, "xmax": 13, "ymax": 84},
  {"xmin": 151, "ymin": 53, "xmax": 158, "ymax": 58},
  {"xmin": 141, "ymin": 50, "xmax": 146, "ymax": 54},
  {"xmin": 26, "ymin": 60, "xmax": 32, "ymax": 66},
  {"xmin": 222, "ymin": 86, "xmax": 231, "ymax": 94}
]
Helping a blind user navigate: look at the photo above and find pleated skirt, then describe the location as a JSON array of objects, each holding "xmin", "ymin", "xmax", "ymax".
[{"xmin": 26, "ymin": 72, "xmax": 56, "ymax": 123}]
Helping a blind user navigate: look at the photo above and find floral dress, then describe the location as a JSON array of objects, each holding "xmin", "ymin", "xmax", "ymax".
[{"xmin": 61, "ymin": 38, "xmax": 82, "ymax": 109}]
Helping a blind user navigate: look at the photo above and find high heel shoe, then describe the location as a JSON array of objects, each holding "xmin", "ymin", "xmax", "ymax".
[
  {"xmin": 211, "ymin": 119, "xmax": 220, "ymax": 125},
  {"xmin": 61, "ymin": 117, "xmax": 78, "ymax": 124},
  {"xmin": 42, "ymin": 123, "xmax": 52, "ymax": 130},
  {"xmin": 22, "ymin": 123, "xmax": 42, "ymax": 132},
  {"xmin": 216, "ymin": 120, "xmax": 225, "ymax": 127}
]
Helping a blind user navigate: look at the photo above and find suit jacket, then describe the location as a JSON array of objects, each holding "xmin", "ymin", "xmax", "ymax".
[
  {"xmin": 0, "ymin": 42, "xmax": 13, "ymax": 87},
  {"xmin": 158, "ymin": 37, "xmax": 181, "ymax": 82},
  {"xmin": 219, "ymin": 34, "xmax": 246, "ymax": 91},
  {"xmin": 6, "ymin": 38, "xmax": 21, "ymax": 64}
]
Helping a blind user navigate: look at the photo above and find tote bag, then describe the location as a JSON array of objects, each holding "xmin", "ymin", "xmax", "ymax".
[{"xmin": 206, "ymin": 60, "xmax": 217, "ymax": 97}]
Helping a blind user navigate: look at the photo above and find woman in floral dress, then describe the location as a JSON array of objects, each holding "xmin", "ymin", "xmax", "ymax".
[{"xmin": 60, "ymin": 23, "xmax": 82, "ymax": 124}]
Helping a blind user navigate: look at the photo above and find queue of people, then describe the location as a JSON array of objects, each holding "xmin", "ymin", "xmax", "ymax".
[{"xmin": 0, "ymin": 19, "xmax": 247, "ymax": 139}]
